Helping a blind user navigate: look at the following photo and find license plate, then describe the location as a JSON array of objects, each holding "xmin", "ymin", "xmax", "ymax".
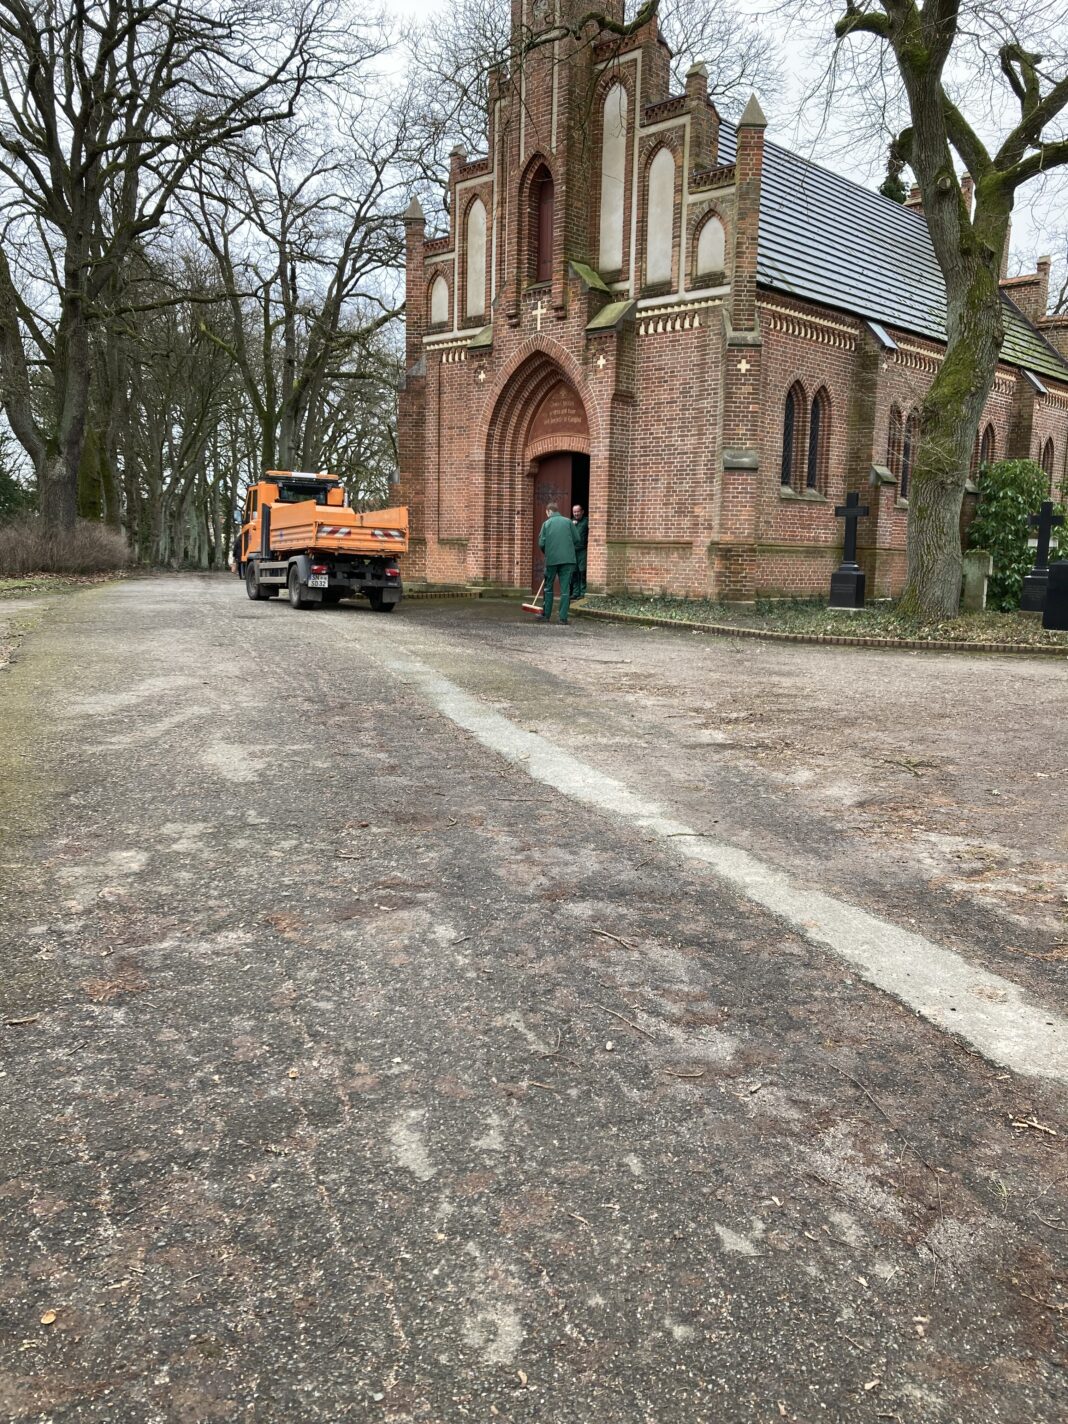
[{"xmin": 308, "ymin": 574, "xmax": 328, "ymax": 588}]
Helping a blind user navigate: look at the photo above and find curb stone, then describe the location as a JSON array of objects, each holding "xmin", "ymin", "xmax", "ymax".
[{"xmin": 572, "ymin": 605, "xmax": 1068, "ymax": 658}]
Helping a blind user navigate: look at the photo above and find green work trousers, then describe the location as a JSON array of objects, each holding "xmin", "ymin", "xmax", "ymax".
[{"xmin": 542, "ymin": 564, "xmax": 575, "ymax": 622}]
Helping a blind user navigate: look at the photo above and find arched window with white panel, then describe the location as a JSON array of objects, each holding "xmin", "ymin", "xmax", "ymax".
[
  {"xmin": 695, "ymin": 214, "xmax": 725, "ymax": 280},
  {"xmin": 645, "ymin": 147, "xmax": 675, "ymax": 287},
  {"xmin": 429, "ymin": 275, "xmax": 449, "ymax": 326},
  {"xmin": 598, "ymin": 84, "xmax": 628, "ymax": 273},
  {"xmin": 465, "ymin": 198, "xmax": 486, "ymax": 321},
  {"xmin": 1040, "ymin": 436, "xmax": 1055, "ymax": 488}
]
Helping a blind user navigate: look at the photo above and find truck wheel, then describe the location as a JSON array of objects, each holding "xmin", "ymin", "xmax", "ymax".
[
  {"xmin": 245, "ymin": 562, "xmax": 269, "ymax": 601},
  {"xmin": 288, "ymin": 566, "xmax": 312, "ymax": 609},
  {"xmin": 368, "ymin": 590, "xmax": 396, "ymax": 613}
]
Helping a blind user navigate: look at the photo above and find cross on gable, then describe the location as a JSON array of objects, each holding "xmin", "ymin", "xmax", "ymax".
[
  {"xmin": 532, "ymin": 298, "xmax": 547, "ymax": 332},
  {"xmin": 1028, "ymin": 500, "xmax": 1065, "ymax": 569},
  {"xmin": 596, "ymin": 354, "xmax": 606, "ymax": 371},
  {"xmin": 737, "ymin": 358, "xmax": 751, "ymax": 374}
]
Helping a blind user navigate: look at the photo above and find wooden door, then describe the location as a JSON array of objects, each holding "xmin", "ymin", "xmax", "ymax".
[{"xmin": 531, "ymin": 454, "xmax": 572, "ymax": 589}]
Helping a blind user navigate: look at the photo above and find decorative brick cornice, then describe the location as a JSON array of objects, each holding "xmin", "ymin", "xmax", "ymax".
[
  {"xmin": 637, "ymin": 298, "xmax": 721, "ymax": 336},
  {"xmin": 425, "ymin": 336, "xmax": 470, "ymax": 363},
  {"xmin": 764, "ymin": 303, "xmax": 857, "ymax": 352},
  {"xmin": 690, "ymin": 163, "xmax": 735, "ymax": 191},
  {"xmin": 456, "ymin": 156, "xmax": 491, "ymax": 180},
  {"xmin": 424, "ymin": 237, "xmax": 453, "ymax": 256},
  {"xmin": 643, "ymin": 95, "xmax": 687, "ymax": 123}
]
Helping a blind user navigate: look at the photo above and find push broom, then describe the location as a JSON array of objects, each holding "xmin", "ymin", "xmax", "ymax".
[{"xmin": 521, "ymin": 580, "xmax": 545, "ymax": 615}]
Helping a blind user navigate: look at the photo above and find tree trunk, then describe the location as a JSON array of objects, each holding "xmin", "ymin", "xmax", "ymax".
[
  {"xmin": 899, "ymin": 254, "xmax": 1003, "ymax": 617},
  {"xmin": 39, "ymin": 449, "xmax": 78, "ymax": 531}
]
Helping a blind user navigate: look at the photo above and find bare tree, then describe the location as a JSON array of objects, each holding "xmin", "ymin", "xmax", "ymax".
[
  {"xmin": 406, "ymin": 0, "xmax": 780, "ymax": 210},
  {"xmin": 827, "ymin": 0, "xmax": 1068, "ymax": 614},
  {"xmin": 0, "ymin": 0, "xmax": 347, "ymax": 535},
  {"xmin": 186, "ymin": 94, "xmax": 410, "ymax": 475}
]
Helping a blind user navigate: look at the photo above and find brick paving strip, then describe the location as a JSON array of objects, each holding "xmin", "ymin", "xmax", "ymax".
[{"xmin": 573, "ymin": 604, "xmax": 1068, "ymax": 657}]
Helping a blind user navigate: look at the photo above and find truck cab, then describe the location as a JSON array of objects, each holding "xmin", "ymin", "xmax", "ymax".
[{"xmin": 238, "ymin": 471, "xmax": 408, "ymax": 612}]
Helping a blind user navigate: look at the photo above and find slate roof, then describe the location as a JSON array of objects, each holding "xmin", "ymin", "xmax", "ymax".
[{"xmin": 716, "ymin": 122, "xmax": 1068, "ymax": 384}]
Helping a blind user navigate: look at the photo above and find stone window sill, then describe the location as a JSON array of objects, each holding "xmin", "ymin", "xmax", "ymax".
[{"xmin": 779, "ymin": 486, "xmax": 828, "ymax": 503}]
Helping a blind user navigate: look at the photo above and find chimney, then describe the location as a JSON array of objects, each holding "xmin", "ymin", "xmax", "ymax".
[
  {"xmin": 685, "ymin": 61, "xmax": 708, "ymax": 103},
  {"xmin": 403, "ymin": 197, "xmax": 426, "ymax": 370},
  {"xmin": 904, "ymin": 183, "xmax": 923, "ymax": 213},
  {"xmin": 960, "ymin": 173, "xmax": 974, "ymax": 220},
  {"xmin": 1038, "ymin": 315, "xmax": 1068, "ymax": 361},
  {"xmin": 1000, "ymin": 220, "xmax": 1011, "ymax": 279},
  {"xmin": 730, "ymin": 94, "xmax": 766, "ymax": 333},
  {"xmin": 1037, "ymin": 255, "xmax": 1052, "ymax": 316},
  {"xmin": 686, "ymin": 62, "xmax": 719, "ymax": 168}
]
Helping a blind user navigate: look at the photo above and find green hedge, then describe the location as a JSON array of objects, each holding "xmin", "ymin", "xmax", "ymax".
[{"xmin": 967, "ymin": 459, "xmax": 1067, "ymax": 611}]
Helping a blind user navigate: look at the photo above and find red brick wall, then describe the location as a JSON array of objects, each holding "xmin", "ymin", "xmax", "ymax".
[{"xmin": 395, "ymin": 2, "xmax": 1068, "ymax": 601}]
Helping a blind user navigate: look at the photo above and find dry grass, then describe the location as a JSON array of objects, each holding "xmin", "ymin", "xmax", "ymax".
[{"xmin": 0, "ymin": 517, "xmax": 130, "ymax": 575}]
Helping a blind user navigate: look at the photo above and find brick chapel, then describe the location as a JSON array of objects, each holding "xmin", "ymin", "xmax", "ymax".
[{"xmin": 398, "ymin": 0, "xmax": 1068, "ymax": 599}]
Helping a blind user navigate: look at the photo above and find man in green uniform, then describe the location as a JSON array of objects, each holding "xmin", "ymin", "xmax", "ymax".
[
  {"xmin": 537, "ymin": 501, "xmax": 578, "ymax": 624},
  {"xmin": 571, "ymin": 503, "xmax": 588, "ymax": 599}
]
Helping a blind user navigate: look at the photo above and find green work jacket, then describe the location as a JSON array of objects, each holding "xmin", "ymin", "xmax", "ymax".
[
  {"xmin": 572, "ymin": 516, "xmax": 589, "ymax": 571},
  {"xmin": 538, "ymin": 513, "xmax": 578, "ymax": 566}
]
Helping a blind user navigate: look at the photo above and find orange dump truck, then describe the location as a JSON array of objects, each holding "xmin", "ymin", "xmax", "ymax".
[{"xmin": 237, "ymin": 471, "xmax": 408, "ymax": 612}]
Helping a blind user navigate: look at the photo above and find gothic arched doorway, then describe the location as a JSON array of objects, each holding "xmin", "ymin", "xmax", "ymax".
[
  {"xmin": 481, "ymin": 354, "xmax": 591, "ymax": 590},
  {"xmin": 525, "ymin": 382, "xmax": 589, "ymax": 589}
]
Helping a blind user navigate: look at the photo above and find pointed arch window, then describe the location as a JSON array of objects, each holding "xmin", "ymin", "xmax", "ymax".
[
  {"xmin": 979, "ymin": 423, "xmax": 995, "ymax": 468},
  {"xmin": 695, "ymin": 214, "xmax": 725, "ymax": 279},
  {"xmin": 807, "ymin": 388, "xmax": 830, "ymax": 490},
  {"xmin": 465, "ymin": 198, "xmax": 487, "ymax": 321},
  {"xmin": 886, "ymin": 405, "xmax": 903, "ymax": 479},
  {"xmin": 901, "ymin": 411, "xmax": 919, "ymax": 500},
  {"xmin": 1040, "ymin": 437, "xmax": 1055, "ymax": 485},
  {"xmin": 429, "ymin": 275, "xmax": 449, "ymax": 326},
  {"xmin": 599, "ymin": 84, "xmax": 627, "ymax": 272},
  {"xmin": 781, "ymin": 383, "xmax": 805, "ymax": 488},
  {"xmin": 646, "ymin": 147, "xmax": 676, "ymax": 287},
  {"xmin": 531, "ymin": 167, "xmax": 554, "ymax": 284}
]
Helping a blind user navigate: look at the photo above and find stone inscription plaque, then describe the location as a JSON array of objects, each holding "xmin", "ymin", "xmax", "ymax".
[{"xmin": 526, "ymin": 382, "xmax": 588, "ymax": 453}]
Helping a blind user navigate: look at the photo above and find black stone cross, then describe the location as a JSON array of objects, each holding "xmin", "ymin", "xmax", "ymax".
[
  {"xmin": 834, "ymin": 491, "xmax": 869, "ymax": 567},
  {"xmin": 1021, "ymin": 499, "xmax": 1065, "ymax": 612},
  {"xmin": 830, "ymin": 491, "xmax": 871, "ymax": 609},
  {"xmin": 1028, "ymin": 500, "xmax": 1064, "ymax": 571}
]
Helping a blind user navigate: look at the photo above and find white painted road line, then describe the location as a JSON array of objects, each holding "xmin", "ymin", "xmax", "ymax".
[{"xmin": 366, "ymin": 638, "xmax": 1068, "ymax": 1085}]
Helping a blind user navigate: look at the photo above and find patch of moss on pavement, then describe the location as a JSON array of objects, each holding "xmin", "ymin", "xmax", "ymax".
[{"xmin": 579, "ymin": 594, "xmax": 1068, "ymax": 647}]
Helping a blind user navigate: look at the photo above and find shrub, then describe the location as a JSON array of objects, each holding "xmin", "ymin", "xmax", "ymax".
[
  {"xmin": 967, "ymin": 459, "xmax": 1067, "ymax": 611},
  {"xmin": 0, "ymin": 517, "xmax": 130, "ymax": 575}
]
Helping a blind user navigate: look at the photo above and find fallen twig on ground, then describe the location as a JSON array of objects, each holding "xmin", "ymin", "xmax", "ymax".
[
  {"xmin": 1011, "ymin": 1116, "xmax": 1057, "ymax": 1136},
  {"xmin": 592, "ymin": 928, "xmax": 637, "ymax": 949},
  {"xmin": 597, "ymin": 1004, "xmax": 655, "ymax": 1040}
]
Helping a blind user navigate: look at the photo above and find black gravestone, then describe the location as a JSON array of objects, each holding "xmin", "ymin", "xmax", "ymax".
[
  {"xmin": 1021, "ymin": 501, "xmax": 1065, "ymax": 612},
  {"xmin": 1042, "ymin": 561, "xmax": 1068, "ymax": 630},
  {"xmin": 830, "ymin": 491, "xmax": 869, "ymax": 608}
]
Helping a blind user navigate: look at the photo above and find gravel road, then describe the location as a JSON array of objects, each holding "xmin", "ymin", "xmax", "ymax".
[{"xmin": 0, "ymin": 576, "xmax": 1064, "ymax": 1423}]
